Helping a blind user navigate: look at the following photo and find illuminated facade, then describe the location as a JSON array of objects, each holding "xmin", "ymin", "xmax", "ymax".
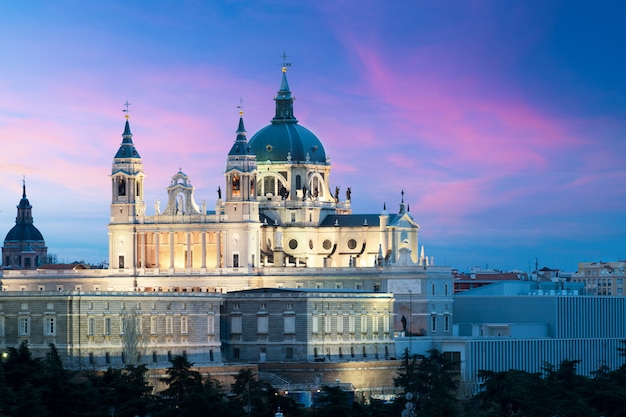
[
  {"xmin": 0, "ymin": 67, "xmax": 456, "ymax": 374},
  {"xmin": 107, "ymin": 67, "xmax": 424, "ymax": 274}
]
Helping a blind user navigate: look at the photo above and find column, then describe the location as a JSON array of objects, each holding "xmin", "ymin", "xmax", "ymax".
[
  {"xmin": 155, "ymin": 232, "xmax": 160, "ymax": 270},
  {"xmin": 186, "ymin": 232, "xmax": 191, "ymax": 269},
  {"xmin": 201, "ymin": 231, "xmax": 207, "ymax": 269},
  {"xmin": 140, "ymin": 232, "xmax": 146, "ymax": 270},
  {"xmin": 169, "ymin": 231, "xmax": 175, "ymax": 270},
  {"xmin": 216, "ymin": 231, "xmax": 222, "ymax": 268}
]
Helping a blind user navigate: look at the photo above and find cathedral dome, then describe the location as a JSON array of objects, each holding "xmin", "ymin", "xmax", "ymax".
[
  {"xmin": 4, "ymin": 185, "xmax": 45, "ymax": 243},
  {"xmin": 249, "ymin": 123, "xmax": 326, "ymax": 163},
  {"xmin": 248, "ymin": 67, "xmax": 328, "ymax": 164},
  {"xmin": 4, "ymin": 223, "xmax": 44, "ymax": 242}
]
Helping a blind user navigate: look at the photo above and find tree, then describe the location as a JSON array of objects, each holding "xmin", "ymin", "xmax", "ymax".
[
  {"xmin": 158, "ymin": 355, "xmax": 204, "ymax": 412},
  {"xmin": 313, "ymin": 385, "xmax": 354, "ymax": 417},
  {"xmin": 121, "ymin": 309, "xmax": 147, "ymax": 366},
  {"xmin": 474, "ymin": 369, "xmax": 544, "ymax": 417},
  {"xmin": 394, "ymin": 348, "xmax": 460, "ymax": 417}
]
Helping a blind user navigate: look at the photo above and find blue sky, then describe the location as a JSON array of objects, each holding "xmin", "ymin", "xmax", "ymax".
[{"xmin": 0, "ymin": 1, "xmax": 625, "ymax": 272}]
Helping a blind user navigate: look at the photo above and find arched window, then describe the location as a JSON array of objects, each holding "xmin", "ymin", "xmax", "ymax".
[
  {"xmin": 118, "ymin": 178, "xmax": 126, "ymax": 196},
  {"xmin": 263, "ymin": 176, "xmax": 276, "ymax": 196}
]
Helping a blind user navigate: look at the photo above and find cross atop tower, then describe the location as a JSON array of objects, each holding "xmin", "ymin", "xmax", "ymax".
[
  {"xmin": 281, "ymin": 51, "xmax": 292, "ymax": 72},
  {"xmin": 237, "ymin": 97, "xmax": 244, "ymax": 116},
  {"xmin": 122, "ymin": 100, "xmax": 132, "ymax": 119}
]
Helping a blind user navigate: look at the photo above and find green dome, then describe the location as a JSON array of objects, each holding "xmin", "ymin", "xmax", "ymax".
[
  {"xmin": 248, "ymin": 68, "xmax": 328, "ymax": 164},
  {"xmin": 249, "ymin": 123, "xmax": 327, "ymax": 163}
]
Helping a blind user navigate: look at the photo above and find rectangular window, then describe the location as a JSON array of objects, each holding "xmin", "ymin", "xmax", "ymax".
[
  {"xmin": 104, "ymin": 318, "xmax": 111, "ymax": 335},
  {"xmin": 383, "ymin": 315, "xmax": 390, "ymax": 333},
  {"xmin": 153, "ymin": 351, "xmax": 158, "ymax": 363},
  {"xmin": 166, "ymin": 316, "xmax": 173, "ymax": 335},
  {"xmin": 361, "ymin": 315, "xmax": 367, "ymax": 334},
  {"xmin": 150, "ymin": 316, "xmax": 157, "ymax": 334},
  {"xmin": 431, "ymin": 283, "xmax": 436, "ymax": 295},
  {"xmin": 324, "ymin": 315, "xmax": 331, "ymax": 334},
  {"xmin": 258, "ymin": 315, "xmax": 269, "ymax": 334},
  {"xmin": 284, "ymin": 315, "xmax": 295, "ymax": 334},
  {"xmin": 18, "ymin": 317, "xmax": 30, "ymax": 336},
  {"xmin": 207, "ymin": 315, "xmax": 215, "ymax": 335},
  {"xmin": 444, "ymin": 315, "xmax": 449, "ymax": 332},
  {"xmin": 119, "ymin": 256, "xmax": 125, "ymax": 269},
  {"xmin": 105, "ymin": 352, "xmax": 110, "ymax": 364},
  {"xmin": 88, "ymin": 317, "xmax": 95, "ymax": 335},
  {"xmin": 0, "ymin": 317, "xmax": 4, "ymax": 336},
  {"xmin": 312, "ymin": 315, "xmax": 319, "ymax": 333},
  {"xmin": 338, "ymin": 347, "xmax": 343, "ymax": 358},
  {"xmin": 209, "ymin": 350, "xmax": 214, "ymax": 362},
  {"xmin": 444, "ymin": 283, "xmax": 449, "ymax": 296},
  {"xmin": 231, "ymin": 316, "xmax": 242, "ymax": 334},
  {"xmin": 233, "ymin": 348, "xmax": 240, "ymax": 359},
  {"xmin": 349, "ymin": 315, "xmax": 355, "ymax": 334},
  {"xmin": 286, "ymin": 347, "xmax": 293, "ymax": 359},
  {"xmin": 431, "ymin": 315, "xmax": 437, "ymax": 333},
  {"xmin": 44, "ymin": 316, "xmax": 55, "ymax": 336},
  {"xmin": 89, "ymin": 352, "xmax": 95, "ymax": 365},
  {"xmin": 181, "ymin": 316, "xmax": 188, "ymax": 335},
  {"xmin": 336, "ymin": 315, "xmax": 343, "ymax": 334},
  {"xmin": 372, "ymin": 315, "xmax": 379, "ymax": 334},
  {"xmin": 119, "ymin": 317, "xmax": 125, "ymax": 335},
  {"xmin": 233, "ymin": 254, "xmax": 239, "ymax": 268}
]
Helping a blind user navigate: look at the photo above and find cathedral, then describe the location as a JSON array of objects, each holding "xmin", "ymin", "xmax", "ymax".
[
  {"xmin": 108, "ymin": 65, "xmax": 424, "ymax": 274},
  {"xmin": 0, "ymin": 66, "xmax": 454, "ymax": 379}
]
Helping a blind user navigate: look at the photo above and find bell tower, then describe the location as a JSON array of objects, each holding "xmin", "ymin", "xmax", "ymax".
[
  {"xmin": 224, "ymin": 111, "xmax": 258, "ymax": 219},
  {"xmin": 223, "ymin": 111, "xmax": 261, "ymax": 268},
  {"xmin": 108, "ymin": 106, "xmax": 145, "ymax": 271},
  {"xmin": 110, "ymin": 111, "xmax": 145, "ymax": 223}
]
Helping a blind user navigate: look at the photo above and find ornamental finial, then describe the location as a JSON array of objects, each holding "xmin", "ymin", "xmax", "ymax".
[
  {"xmin": 281, "ymin": 51, "xmax": 292, "ymax": 72},
  {"xmin": 237, "ymin": 97, "xmax": 244, "ymax": 116},
  {"xmin": 122, "ymin": 100, "xmax": 131, "ymax": 119}
]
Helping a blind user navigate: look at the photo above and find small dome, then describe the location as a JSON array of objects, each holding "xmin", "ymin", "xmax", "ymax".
[
  {"xmin": 249, "ymin": 123, "xmax": 327, "ymax": 163},
  {"xmin": 5, "ymin": 223, "xmax": 44, "ymax": 242}
]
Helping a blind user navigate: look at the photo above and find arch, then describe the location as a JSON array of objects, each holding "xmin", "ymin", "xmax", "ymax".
[
  {"xmin": 258, "ymin": 173, "xmax": 287, "ymax": 198},
  {"xmin": 308, "ymin": 172, "xmax": 326, "ymax": 198}
]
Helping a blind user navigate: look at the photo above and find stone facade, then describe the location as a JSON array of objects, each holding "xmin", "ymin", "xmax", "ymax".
[{"xmin": 221, "ymin": 288, "xmax": 396, "ymax": 363}]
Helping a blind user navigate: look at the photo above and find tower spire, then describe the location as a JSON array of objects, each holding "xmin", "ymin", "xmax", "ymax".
[{"xmin": 273, "ymin": 53, "xmax": 297, "ymax": 123}]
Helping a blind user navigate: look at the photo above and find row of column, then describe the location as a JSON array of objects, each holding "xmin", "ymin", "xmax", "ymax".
[{"xmin": 132, "ymin": 230, "xmax": 223, "ymax": 270}]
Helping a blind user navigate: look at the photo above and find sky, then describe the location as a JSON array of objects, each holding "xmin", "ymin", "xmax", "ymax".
[{"xmin": 0, "ymin": 1, "xmax": 624, "ymax": 272}]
